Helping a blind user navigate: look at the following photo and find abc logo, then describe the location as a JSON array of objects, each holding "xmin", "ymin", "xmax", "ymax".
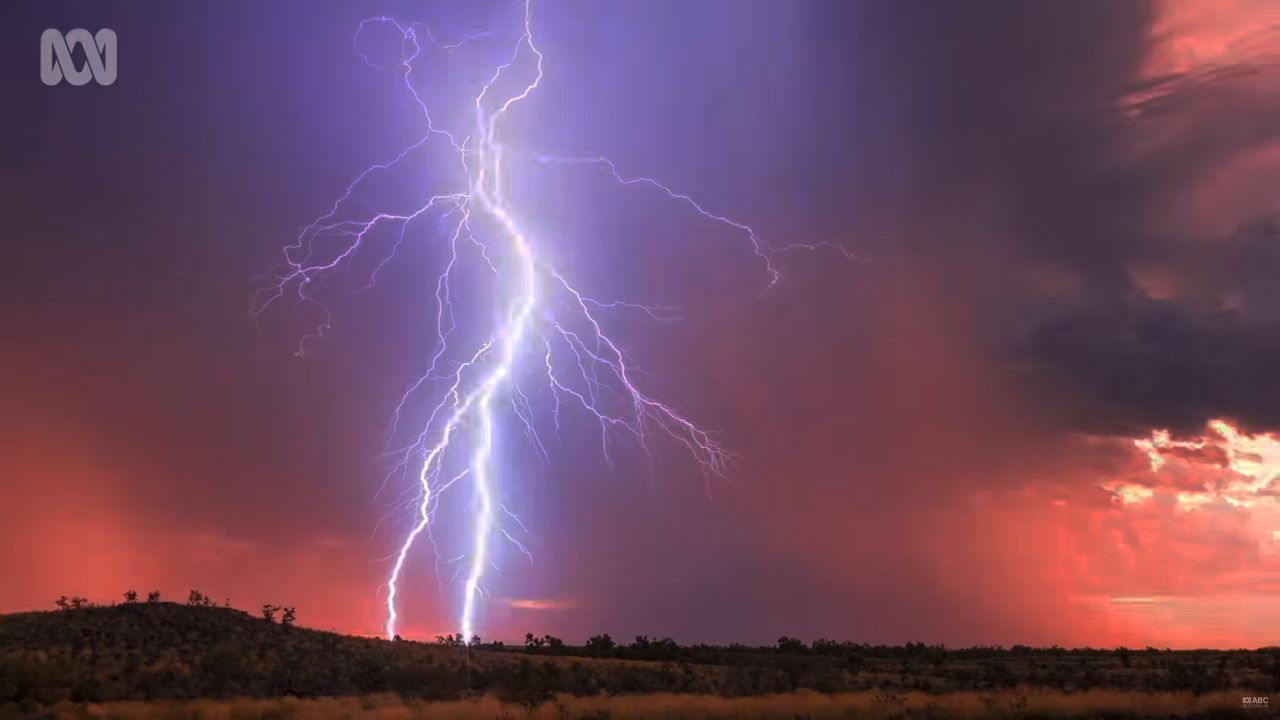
[{"xmin": 41, "ymin": 28, "xmax": 117, "ymax": 87}]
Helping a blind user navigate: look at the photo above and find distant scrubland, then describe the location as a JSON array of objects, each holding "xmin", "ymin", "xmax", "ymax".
[
  {"xmin": 1, "ymin": 598, "xmax": 1276, "ymax": 718},
  {"xmin": 16, "ymin": 689, "xmax": 1270, "ymax": 720}
]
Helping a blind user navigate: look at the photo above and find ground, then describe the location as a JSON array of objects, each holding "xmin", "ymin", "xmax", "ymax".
[{"xmin": 2, "ymin": 603, "xmax": 1276, "ymax": 718}]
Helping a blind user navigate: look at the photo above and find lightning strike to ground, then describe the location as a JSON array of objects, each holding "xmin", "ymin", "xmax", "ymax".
[{"xmin": 253, "ymin": 0, "xmax": 855, "ymax": 641}]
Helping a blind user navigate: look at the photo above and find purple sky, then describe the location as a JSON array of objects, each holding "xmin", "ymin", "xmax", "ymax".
[{"xmin": 4, "ymin": 0, "xmax": 1280, "ymax": 648}]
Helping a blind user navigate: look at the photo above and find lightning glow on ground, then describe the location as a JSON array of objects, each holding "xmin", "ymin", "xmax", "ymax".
[{"xmin": 253, "ymin": 0, "xmax": 853, "ymax": 641}]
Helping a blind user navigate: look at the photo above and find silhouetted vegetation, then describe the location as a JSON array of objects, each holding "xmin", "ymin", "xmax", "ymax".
[
  {"xmin": 10, "ymin": 689, "xmax": 1276, "ymax": 720},
  {"xmin": 52, "ymin": 596, "xmax": 89, "ymax": 611},
  {"xmin": 1, "ymin": 599, "xmax": 1277, "ymax": 716}
]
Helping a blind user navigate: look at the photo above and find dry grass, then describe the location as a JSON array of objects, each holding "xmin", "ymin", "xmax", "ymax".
[
  {"xmin": 31, "ymin": 688, "xmax": 1263, "ymax": 720},
  {"xmin": 538, "ymin": 690, "xmax": 1257, "ymax": 719}
]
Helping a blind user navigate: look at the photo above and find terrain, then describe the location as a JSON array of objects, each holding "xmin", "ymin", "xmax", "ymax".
[{"xmin": 0, "ymin": 601, "xmax": 1276, "ymax": 718}]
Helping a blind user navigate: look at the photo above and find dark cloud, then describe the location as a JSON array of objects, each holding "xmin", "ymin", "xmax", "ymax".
[
  {"xmin": 933, "ymin": 12, "xmax": 1280, "ymax": 440},
  {"xmin": 1027, "ymin": 296, "xmax": 1280, "ymax": 434},
  {"xmin": 1022, "ymin": 210, "xmax": 1280, "ymax": 436},
  {"xmin": 5, "ymin": 0, "xmax": 1280, "ymax": 648}
]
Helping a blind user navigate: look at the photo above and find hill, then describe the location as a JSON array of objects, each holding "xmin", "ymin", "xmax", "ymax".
[
  {"xmin": 2, "ymin": 603, "xmax": 1279, "ymax": 718},
  {"xmin": 0, "ymin": 602, "xmax": 804, "ymax": 707}
]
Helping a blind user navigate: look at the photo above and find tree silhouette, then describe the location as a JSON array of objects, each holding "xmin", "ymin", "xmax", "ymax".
[
  {"xmin": 122, "ymin": 590, "xmax": 138, "ymax": 604},
  {"xmin": 777, "ymin": 636, "xmax": 807, "ymax": 654},
  {"xmin": 586, "ymin": 633, "xmax": 616, "ymax": 657}
]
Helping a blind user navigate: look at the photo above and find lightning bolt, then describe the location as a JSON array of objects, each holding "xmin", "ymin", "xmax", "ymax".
[{"xmin": 253, "ymin": 0, "xmax": 857, "ymax": 641}]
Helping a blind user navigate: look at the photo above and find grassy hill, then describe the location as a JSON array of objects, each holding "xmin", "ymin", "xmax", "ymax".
[
  {"xmin": 2, "ymin": 603, "xmax": 1279, "ymax": 718},
  {"xmin": 0, "ymin": 602, "xmax": 802, "ymax": 707}
]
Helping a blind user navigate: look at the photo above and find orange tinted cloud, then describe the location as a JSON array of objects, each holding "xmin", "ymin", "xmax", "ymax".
[
  {"xmin": 1144, "ymin": 1, "xmax": 1280, "ymax": 77},
  {"xmin": 1060, "ymin": 421, "xmax": 1280, "ymax": 646}
]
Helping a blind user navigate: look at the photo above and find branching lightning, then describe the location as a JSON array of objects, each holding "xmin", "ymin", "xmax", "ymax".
[{"xmin": 253, "ymin": 0, "xmax": 856, "ymax": 641}]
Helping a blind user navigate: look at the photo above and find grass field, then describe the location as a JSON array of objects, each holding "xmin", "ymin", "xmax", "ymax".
[
  {"xmin": 19, "ymin": 689, "xmax": 1271, "ymax": 720},
  {"xmin": 4, "ymin": 604, "xmax": 1276, "ymax": 719}
]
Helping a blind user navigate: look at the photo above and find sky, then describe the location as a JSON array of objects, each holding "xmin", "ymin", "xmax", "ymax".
[{"xmin": 2, "ymin": 0, "xmax": 1280, "ymax": 649}]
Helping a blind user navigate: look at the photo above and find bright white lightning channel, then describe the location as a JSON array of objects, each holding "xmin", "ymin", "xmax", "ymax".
[{"xmin": 252, "ymin": 0, "xmax": 855, "ymax": 642}]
